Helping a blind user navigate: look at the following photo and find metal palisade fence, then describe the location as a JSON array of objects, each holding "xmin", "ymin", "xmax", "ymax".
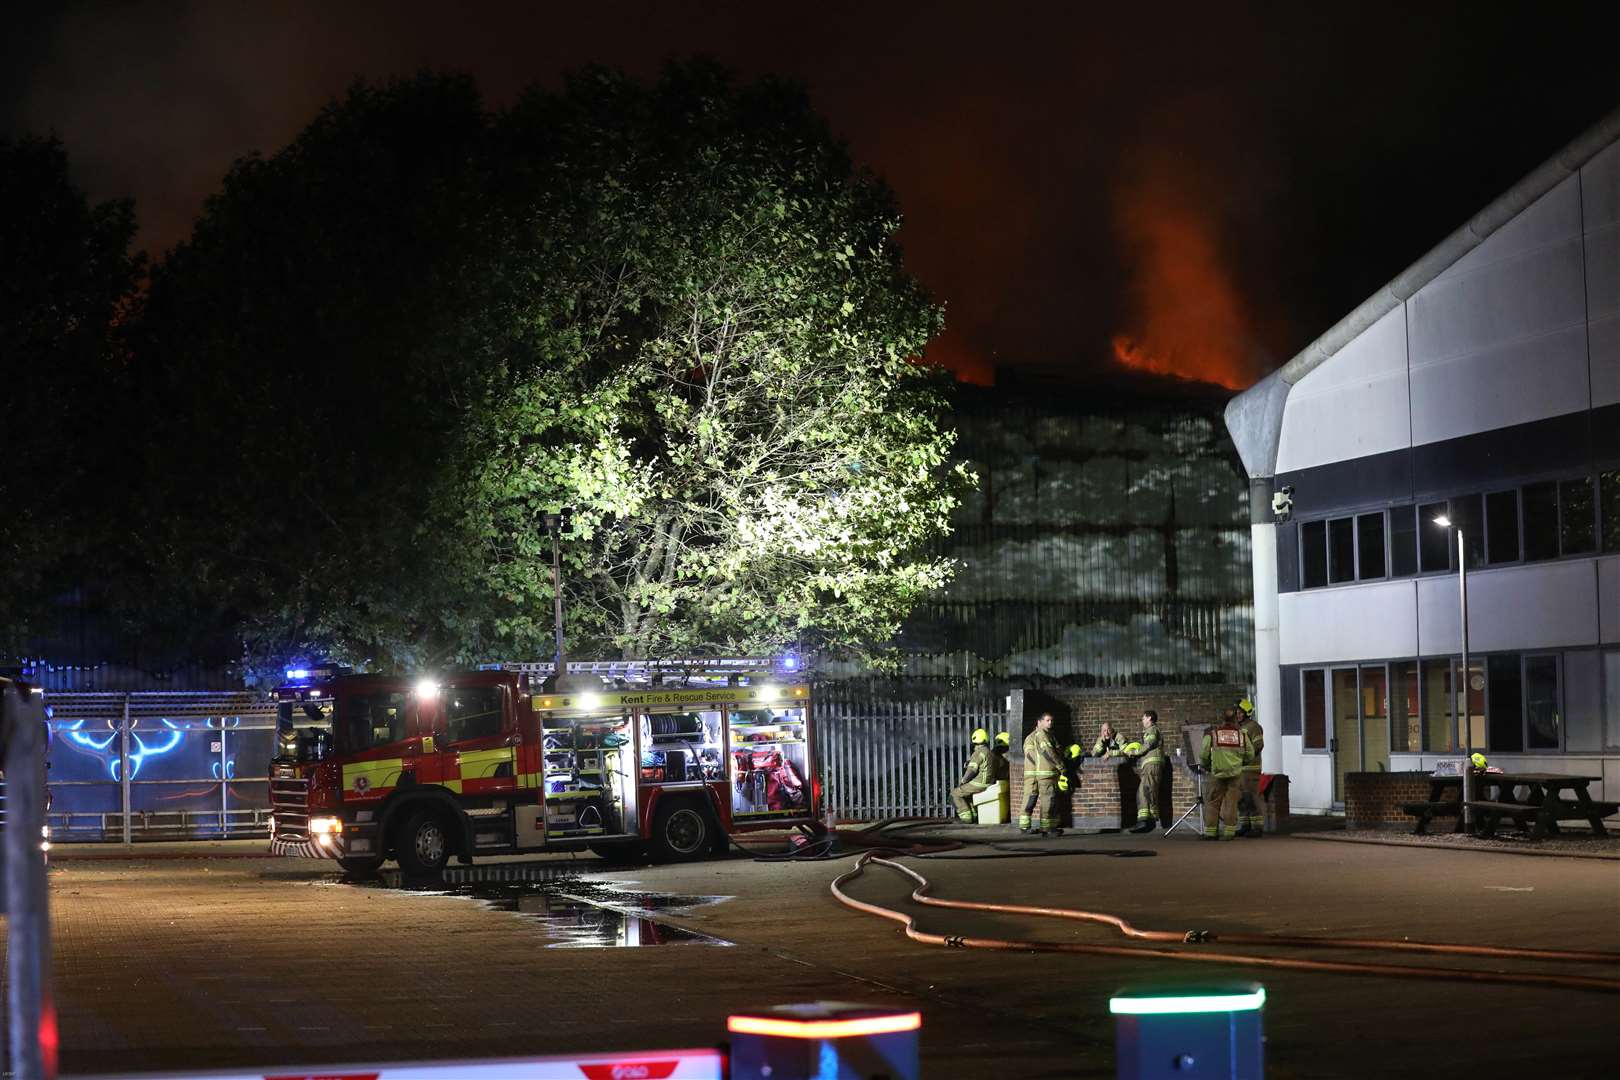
[{"xmin": 812, "ymin": 681, "xmax": 1008, "ymax": 821}]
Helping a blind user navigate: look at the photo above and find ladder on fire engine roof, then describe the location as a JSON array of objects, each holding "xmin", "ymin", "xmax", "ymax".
[{"xmin": 479, "ymin": 657, "xmax": 802, "ymax": 683}]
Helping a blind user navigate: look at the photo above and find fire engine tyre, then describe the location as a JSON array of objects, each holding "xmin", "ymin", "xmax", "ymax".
[
  {"xmin": 396, "ymin": 807, "xmax": 453, "ymax": 877},
  {"xmin": 650, "ymin": 799, "xmax": 712, "ymax": 862}
]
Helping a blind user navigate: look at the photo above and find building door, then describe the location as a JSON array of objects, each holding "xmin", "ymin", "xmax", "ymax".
[{"xmin": 1330, "ymin": 667, "xmax": 1361, "ymax": 804}]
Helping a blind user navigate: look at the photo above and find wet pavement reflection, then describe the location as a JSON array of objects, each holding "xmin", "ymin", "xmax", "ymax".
[{"xmin": 352, "ymin": 864, "xmax": 733, "ymax": 948}]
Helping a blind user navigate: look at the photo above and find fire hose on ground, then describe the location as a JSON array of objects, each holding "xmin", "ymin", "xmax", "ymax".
[{"xmin": 830, "ymin": 850, "xmax": 1620, "ymax": 994}]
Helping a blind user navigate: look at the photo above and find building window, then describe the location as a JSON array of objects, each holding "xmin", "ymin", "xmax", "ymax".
[
  {"xmin": 1523, "ymin": 655, "xmax": 1560, "ymax": 750},
  {"xmin": 1357, "ymin": 512, "xmax": 1386, "ymax": 579},
  {"xmin": 1563, "ymin": 651, "xmax": 1601, "ymax": 752},
  {"xmin": 1604, "ymin": 651, "xmax": 1620, "ymax": 751},
  {"xmin": 1389, "ymin": 506, "xmax": 1417, "ymax": 577},
  {"xmin": 1485, "ymin": 490, "xmax": 1520, "ymax": 564},
  {"xmin": 1390, "ymin": 661, "xmax": 1419, "ymax": 753},
  {"xmin": 1487, "ymin": 654, "xmax": 1523, "ymax": 753},
  {"xmin": 1559, "ymin": 478, "xmax": 1595, "ymax": 555},
  {"xmin": 1450, "ymin": 493, "xmax": 1484, "ymax": 567},
  {"xmin": 1522, "ymin": 482, "xmax": 1558, "ymax": 561},
  {"xmin": 1328, "ymin": 517, "xmax": 1355, "ymax": 584},
  {"xmin": 1301, "ymin": 520, "xmax": 1327, "ymax": 589},
  {"xmin": 1303, "ymin": 669, "xmax": 1326, "ymax": 749},
  {"xmin": 1418, "ymin": 502, "xmax": 1450, "ymax": 571},
  {"xmin": 1420, "ymin": 659, "xmax": 1455, "ymax": 753},
  {"xmin": 1601, "ymin": 472, "xmax": 1620, "ymax": 554}
]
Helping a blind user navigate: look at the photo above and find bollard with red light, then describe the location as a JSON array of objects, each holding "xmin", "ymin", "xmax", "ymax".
[
  {"xmin": 728, "ymin": 1002, "xmax": 920, "ymax": 1080},
  {"xmin": 1111, "ymin": 985, "xmax": 1264, "ymax": 1079}
]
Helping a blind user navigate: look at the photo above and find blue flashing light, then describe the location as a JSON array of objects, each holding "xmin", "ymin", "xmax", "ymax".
[
  {"xmin": 781, "ymin": 656, "xmax": 800, "ymax": 672},
  {"xmin": 286, "ymin": 668, "xmax": 310, "ymax": 680}
]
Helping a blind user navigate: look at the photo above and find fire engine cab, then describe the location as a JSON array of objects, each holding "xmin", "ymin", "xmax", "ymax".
[{"xmin": 269, "ymin": 659, "xmax": 820, "ymax": 874}]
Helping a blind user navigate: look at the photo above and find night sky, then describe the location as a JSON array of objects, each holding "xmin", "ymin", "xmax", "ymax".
[{"xmin": 5, "ymin": 1, "xmax": 1618, "ymax": 389}]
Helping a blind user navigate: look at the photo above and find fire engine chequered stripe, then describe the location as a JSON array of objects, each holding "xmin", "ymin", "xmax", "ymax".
[{"xmin": 456, "ymin": 747, "xmax": 516, "ymax": 779}]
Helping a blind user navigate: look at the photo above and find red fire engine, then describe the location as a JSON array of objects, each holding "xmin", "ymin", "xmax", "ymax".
[{"xmin": 269, "ymin": 659, "xmax": 820, "ymax": 874}]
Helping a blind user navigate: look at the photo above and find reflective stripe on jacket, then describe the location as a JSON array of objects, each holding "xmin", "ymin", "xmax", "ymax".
[{"xmin": 1090, "ymin": 733, "xmax": 1122, "ymax": 758}]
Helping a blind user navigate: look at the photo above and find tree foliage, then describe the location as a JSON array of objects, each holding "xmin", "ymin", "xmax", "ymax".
[
  {"xmin": 127, "ymin": 62, "xmax": 969, "ymax": 675},
  {"xmin": 0, "ymin": 136, "xmax": 142, "ymax": 653}
]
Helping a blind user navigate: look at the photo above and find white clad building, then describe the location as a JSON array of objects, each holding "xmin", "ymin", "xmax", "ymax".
[{"xmin": 1225, "ymin": 106, "xmax": 1620, "ymax": 814}]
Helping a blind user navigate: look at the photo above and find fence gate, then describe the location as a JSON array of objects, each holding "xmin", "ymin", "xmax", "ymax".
[
  {"xmin": 813, "ymin": 683, "xmax": 1008, "ymax": 821},
  {"xmin": 43, "ymin": 692, "xmax": 277, "ymax": 841}
]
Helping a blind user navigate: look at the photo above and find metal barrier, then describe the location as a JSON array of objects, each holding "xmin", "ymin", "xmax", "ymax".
[
  {"xmin": 814, "ymin": 684, "xmax": 1008, "ymax": 820},
  {"xmin": 42, "ymin": 692, "xmax": 277, "ymax": 843}
]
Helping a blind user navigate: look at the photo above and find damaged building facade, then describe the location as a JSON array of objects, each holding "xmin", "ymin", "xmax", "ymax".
[{"xmin": 888, "ymin": 378, "xmax": 1255, "ymax": 686}]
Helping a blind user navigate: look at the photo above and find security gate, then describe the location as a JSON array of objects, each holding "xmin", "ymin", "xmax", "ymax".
[{"xmin": 813, "ymin": 683, "xmax": 1007, "ymax": 820}]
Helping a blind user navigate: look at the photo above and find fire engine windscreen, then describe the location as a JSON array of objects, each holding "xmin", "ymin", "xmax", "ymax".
[
  {"xmin": 729, "ymin": 706, "xmax": 809, "ymax": 820},
  {"xmin": 336, "ymin": 692, "xmax": 412, "ymax": 754},
  {"xmin": 275, "ymin": 699, "xmax": 334, "ymax": 762}
]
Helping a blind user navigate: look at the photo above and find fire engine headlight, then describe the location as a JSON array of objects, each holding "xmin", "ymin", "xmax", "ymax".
[{"xmin": 309, "ymin": 816, "xmax": 343, "ymax": 836}]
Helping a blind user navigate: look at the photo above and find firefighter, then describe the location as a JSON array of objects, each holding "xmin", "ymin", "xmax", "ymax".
[
  {"xmin": 991, "ymin": 731, "xmax": 1011, "ymax": 782},
  {"xmin": 1089, "ymin": 721, "xmax": 1123, "ymax": 759},
  {"xmin": 1019, "ymin": 713, "xmax": 1066, "ymax": 836},
  {"xmin": 1235, "ymin": 697, "xmax": 1266, "ymax": 837},
  {"xmin": 1200, "ymin": 708, "xmax": 1256, "ymax": 840},
  {"xmin": 1122, "ymin": 710, "xmax": 1167, "ymax": 833},
  {"xmin": 950, "ymin": 728, "xmax": 995, "ymax": 823}
]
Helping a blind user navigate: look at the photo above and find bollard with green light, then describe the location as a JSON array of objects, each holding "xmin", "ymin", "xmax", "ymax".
[{"xmin": 1111, "ymin": 985, "xmax": 1265, "ymax": 1079}]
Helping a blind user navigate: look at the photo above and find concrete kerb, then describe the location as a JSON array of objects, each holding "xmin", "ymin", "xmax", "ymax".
[
  {"xmin": 1298, "ymin": 830, "xmax": 1620, "ymax": 861},
  {"xmin": 48, "ymin": 839, "xmax": 280, "ymax": 860}
]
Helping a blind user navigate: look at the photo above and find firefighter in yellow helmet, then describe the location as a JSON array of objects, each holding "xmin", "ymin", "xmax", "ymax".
[
  {"xmin": 1121, "ymin": 710, "xmax": 1167, "ymax": 833},
  {"xmin": 1200, "ymin": 708, "xmax": 1256, "ymax": 840},
  {"xmin": 950, "ymin": 728, "xmax": 995, "ymax": 823},
  {"xmin": 992, "ymin": 731, "xmax": 1012, "ymax": 782},
  {"xmin": 1235, "ymin": 697, "xmax": 1266, "ymax": 837},
  {"xmin": 1019, "ymin": 713, "xmax": 1067, "ymax": 836}
]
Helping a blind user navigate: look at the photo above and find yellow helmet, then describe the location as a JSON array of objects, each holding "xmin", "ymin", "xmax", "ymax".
[
  {"xmin": 1238, "ymin": 697, "xmax": 1255, "ymax": 715},
  {"xmin": 1470, "ymin": 752, "xmax": 1488, "ymax": 769},
  {"xmin": 1122, "ymin": 741, "xmax": 1143, "ymax": 755},
  {"xmin": 994, "ymin": 732, "xmax": 1010, "ymax": 748},
  {"xmin": 1068, "ymin": 743, "xmax": 1083, "ymax": 759},
  {"xmin": 971, "ymin": 728, "xmax": 989, "ymax": 745}
]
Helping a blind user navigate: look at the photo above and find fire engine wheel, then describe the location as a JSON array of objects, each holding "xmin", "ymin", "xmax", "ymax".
[
  {"xmin": 396, "ymin": 808, "xmax": 452, "ymax": 877},
  {"xmin": 651, "ymin": 800, "xmax": 711, "ymax": 862}
]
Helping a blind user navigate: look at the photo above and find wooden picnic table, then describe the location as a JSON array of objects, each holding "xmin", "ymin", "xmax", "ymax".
[{"xmin": 1405, "ymin": 772, "xmax": 1614, "ymax": 840}]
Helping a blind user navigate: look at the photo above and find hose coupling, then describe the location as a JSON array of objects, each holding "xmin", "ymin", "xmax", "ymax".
[
  {"xmin": 1184, "ymin": 929, "xmax": 1212, "ymax": 943},
  {"xmin": 944, "ymin": 935, "xmax": 967, "ymax": 948}
]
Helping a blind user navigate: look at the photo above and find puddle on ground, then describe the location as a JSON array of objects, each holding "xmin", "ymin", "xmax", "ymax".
[{"xmin": 352, "ymin": 868, "xmax": 733, "ymax": 949}]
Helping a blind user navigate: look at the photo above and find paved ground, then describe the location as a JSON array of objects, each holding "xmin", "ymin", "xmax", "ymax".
[{"xmin": 10, "ymin": 826, "xmax": 1619, "ymax": 1078}]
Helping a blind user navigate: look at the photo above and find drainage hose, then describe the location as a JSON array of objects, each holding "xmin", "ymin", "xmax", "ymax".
[{"xmin": 830, "ymin": 852, "xmax": 1620, "ymax": 994}]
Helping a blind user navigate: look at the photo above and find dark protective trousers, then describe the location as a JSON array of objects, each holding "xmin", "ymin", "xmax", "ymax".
[
  {"xmin": 1238, "ymin": 770, "xmax": 1264, "ymax": 832},
  {"xmin": 1135, "ymin": 760, "xmax": 1166, "ymax": 823},
  {"xmin": 951, "ymin": 781, "xmax": 989, "ymax": 821},
  {"xmin": 1204, "ymin": 775, "xmax": 1241, "ymax": 838},
  {"xmin": 1019, "ymin": 777, "xmax": 1059, "ymax": 830}
]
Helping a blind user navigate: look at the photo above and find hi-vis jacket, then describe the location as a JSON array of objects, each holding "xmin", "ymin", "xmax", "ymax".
[
  {"xmin": 1201, "ymin": 724, "xmax": 1255, "ymax": 780},
  {"xmin": 959, "ymin": 744, "xmax": 995, "ymax": 787},
  {"xmin": 1240, "ymin": 716, "xmax": 1264, "ymax": 773},
  {"xmin": 1024, "ymin": 728, "xmax": 1065, "ymax": 779},
  {"xmin": 1128, "ymin": 724, "xmax": 1166, "ymax": 773}
]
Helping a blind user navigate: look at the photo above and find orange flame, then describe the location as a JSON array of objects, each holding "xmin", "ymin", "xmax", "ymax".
[{"xmin": 1110, "ymin": 166, "xmax": 1259, "ymax": 391}]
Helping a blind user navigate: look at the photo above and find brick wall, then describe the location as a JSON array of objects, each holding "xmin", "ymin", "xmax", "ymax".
[
  {"xmin": 1008, "ymin": 684, "xmax": 1252, "ymax": 830},
  {"xmin": 1345, "ymin": 771, "xmax": 1448, "ymax": 830}
]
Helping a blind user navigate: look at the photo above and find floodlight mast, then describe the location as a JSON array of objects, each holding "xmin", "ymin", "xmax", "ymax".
[{"xmin": 1434, "ymin": 513, "xmax": 1472, "ymax": 829}]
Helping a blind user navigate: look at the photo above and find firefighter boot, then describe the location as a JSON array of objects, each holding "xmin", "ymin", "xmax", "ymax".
[{"xmin": 1130, "ymin": 819, "xmax": 1155, "ymax": 834}]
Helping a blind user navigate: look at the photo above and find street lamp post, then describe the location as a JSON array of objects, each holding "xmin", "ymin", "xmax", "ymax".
[{"xmin": 1434, "ymin": 514, "xmax": 1472, "ymax": 829}]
